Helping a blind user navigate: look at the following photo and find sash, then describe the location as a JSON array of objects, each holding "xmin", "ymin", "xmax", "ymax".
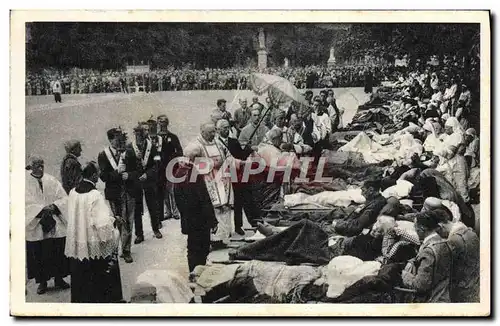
[
  {"xmin": 132, "ymin": 139, "xmax": 152, "ymax": 168},
  {"xmin": 103, "ymin": 147, "xmax": 119, "ymax": 171},
  {"xmin": 157, "ymin": 135, "xmax": 163, "ymax": 153},
  {"xmin": 197, "ymin": 137, "xmax": 230, "ymax": 207}
]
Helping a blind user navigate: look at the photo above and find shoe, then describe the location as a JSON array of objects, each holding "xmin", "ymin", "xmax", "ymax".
[
  {"xmin": 235, "ymin": 227, "xmax": 245, "ymax": 236},
  {"xmin": 134, "ymin": 236, "xmax": 144, "ymax": 244},
  {"xmin": 154, "ymin": 231, "xmax": 163, "ymax": 239},
  {"xmin": 37, "ymin": 282, "xmax": 47, "ymax": 294},
  {"xmin": 54, "ymin": 279, "xmax": 70, "ymax": 290},
  {"xmin": 123, "ymin": 254, "xmax": 133, "ymax": 263}
]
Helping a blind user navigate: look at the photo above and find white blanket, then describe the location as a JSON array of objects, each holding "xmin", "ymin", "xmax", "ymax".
[
  {"xmin": 322, "ymin": 256, "xmax": 381, "ymax": 299},
  {"xmin": 284, "ymin": 188, "xmax": 366, "ymax": 208}
]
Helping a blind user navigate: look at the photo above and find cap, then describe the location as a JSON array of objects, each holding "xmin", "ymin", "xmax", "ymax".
[{"xmin": 216, "ymin": 99, "xmax": 227, "ymax": 106}]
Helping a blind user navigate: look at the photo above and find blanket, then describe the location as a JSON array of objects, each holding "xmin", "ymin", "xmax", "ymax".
[
  {"xmin": 284, "ymin": 189, "xmax": 366, "ymax": 209},
  {"xmin": 233, "ymin": 219, "xmax": 331, "ymax": 265}
]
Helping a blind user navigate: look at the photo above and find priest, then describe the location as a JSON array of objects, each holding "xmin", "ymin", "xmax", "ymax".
[{"xmin": 25, "ymin": 155, "xmax": 70, "ymax": 295}]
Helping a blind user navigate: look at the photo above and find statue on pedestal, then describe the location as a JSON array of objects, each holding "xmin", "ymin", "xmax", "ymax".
[
  {"xmin": 257, "ymin": 28, "xmax": 268, "ymax": 69},
  {"xmin": 327, "ymin": 46, "xmax": 336, "ymax": 67}
]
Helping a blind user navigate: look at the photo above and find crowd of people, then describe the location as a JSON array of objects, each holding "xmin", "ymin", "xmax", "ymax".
[
  {"xmin": 25, "ymin": 54, "xmax": 481, "ymax": 304},
  {"xmin": 26, "ymin": 64, "xmax": 394, "ymax": 97}
]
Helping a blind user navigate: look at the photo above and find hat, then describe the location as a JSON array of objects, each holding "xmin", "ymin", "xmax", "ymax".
[
  {"xmin": 422, "ymin": 197, "xmax": 443, "ymax": 211},
  {"xmin": 216, "ymin": 99, "xmax": 227, "ymax": 106}
]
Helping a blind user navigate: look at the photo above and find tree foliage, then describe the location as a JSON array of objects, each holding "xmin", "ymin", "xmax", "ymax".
[{"xmin": 26, "ymin": 23, "xmax": 480, "ymax": 71}]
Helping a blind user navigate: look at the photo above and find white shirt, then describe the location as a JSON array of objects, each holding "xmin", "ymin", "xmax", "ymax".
[{"xmin": 312, "ymin": 111, "xmax": 331, "ymax": 140}]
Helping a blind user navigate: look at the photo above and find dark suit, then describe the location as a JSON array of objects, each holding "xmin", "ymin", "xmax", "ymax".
[
  {"xmin": 217, "ymin": 137, "xmax": 259, "ymax": 229},
  {"xmin": 156, "ymin": 132, "xmax": 183, "ymax": 220},
  {"xmin": 173, "ymin": 165, "xmax": 217, "ymax": 272},
  {"xmin": 98, "ymin": 146, "xmax": 138, "ymax": 255},
  {"xmin": 122, "ymin": 140, "xmax": 160, "ymax": 236}
]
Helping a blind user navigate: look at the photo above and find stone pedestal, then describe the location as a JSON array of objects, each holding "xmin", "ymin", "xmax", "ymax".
[{"xmin": 258, "ymin": 49, "xmax": 268, "ymax": 69}]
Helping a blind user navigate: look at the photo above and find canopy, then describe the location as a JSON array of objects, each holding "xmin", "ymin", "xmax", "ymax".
[{"xmin": 249, "ymin": 73, "xmax": 309, "ymax": 108}]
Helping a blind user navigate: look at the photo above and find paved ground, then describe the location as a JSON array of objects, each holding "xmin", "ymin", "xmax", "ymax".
[{"xmin": 24, "ymin": 87, "xmax": 371, "ymax": 303}]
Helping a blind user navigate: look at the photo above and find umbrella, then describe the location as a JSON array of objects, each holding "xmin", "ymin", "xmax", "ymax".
[{"xmin": 249, "ymin": 73, "xmax": 309, "ymax": 108}]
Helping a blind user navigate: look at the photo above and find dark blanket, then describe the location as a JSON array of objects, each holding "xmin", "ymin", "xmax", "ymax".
[
  {"xmin": 334, "ymin": 196, "xmax": 388, "ymax": 237},
  {"xmin": 234, "ymin": 219, "xmax": 331, "ymax": 265},
  {"xmin": 420, "ymin": 169, "xmax": 475, "ymax": 228},
  {"xmin": 264, "ymin": 203, "xmax": 355, "ymax": 229}
]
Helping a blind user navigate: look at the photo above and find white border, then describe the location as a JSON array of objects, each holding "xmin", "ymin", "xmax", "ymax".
[{"xmin": 9, "ymin": 10, "xmax": 491, "ymax": 317}]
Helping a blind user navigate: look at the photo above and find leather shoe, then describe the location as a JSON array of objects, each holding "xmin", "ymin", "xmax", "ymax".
[
  {"xmin": 134, "ymin": 236, "xmax": 144, "ymax": 244},
  {"xmin": 154, "ymin": 231, "xmax": 163, "ymax": 239},
  {"xmin": 54, "ymin": 279, "xmax": 70, "ymax": 290},
  {"xmin": 123, "ymin": 254, "xmax": 133, "ymax": 263},
  {"xmin": 37, "ymin": 282, "xmax": 47, "ymax": 295}
]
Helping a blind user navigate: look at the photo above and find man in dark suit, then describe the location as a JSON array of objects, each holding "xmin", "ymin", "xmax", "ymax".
[
  {"xmin": 97, "ymin": 128, "xmax": 135, "ymax": 263},
  {"xmin": 173, "ymin": 161, "xmax": 218, "ymax": 272},
  {"xmin": 60, "ymin": 140, "xmax": 82, "ymax": 194},
  {"xmin": 125, "ymin": 123, "xmax": 162, "ymax": 243},
  {"xmin": 157, "ymin": 115, "xmax": 183, "ymax": 221}
]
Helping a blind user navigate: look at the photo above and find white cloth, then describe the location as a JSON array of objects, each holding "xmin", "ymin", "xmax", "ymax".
[
  {"xmin": 236, "ymin": 260, "xmax": 321, "ymax": 301},
  {"xmin": 324, "ymin": 256, "xmax": 381, "ymax": 298},
  {"xmin": 194, "ymin": 264, "xmax": 241, "ymax": 290},
  {"xmin": 338, "ymin": 132, "xmax": 396, "ymax": 164},
  {"xmin": 257, "ymin": 143, "xmax": 301, "ymax": 171},
  {"xmin": 211, "ymin": 206, "xmax": 232, "ymax": 244},
  {"xmin": 52, "ymin": 81, "xmax": 62, "ymax": 93},
  {"xmin": 65, "ymin": 187, "xmax": 119, "ymax": 260},
  {"xmin": 284, "ymin": 188, "xmax": 366, "ymax": 208},
  {"xmin": 442, "ymin": 199, "xmax": 461, "ymax": 222},
  {"xmin": 311, "ymin": 112, "xmax": 331, "ymax": 140},
  {"xmin": 132, "ymin": 270, "xmax": 194, "ymax": 303},
  {"xmin": 25, "ymin": 172, "xmax": 68, "ymax": 242},
  {"xmin": 381, "ymin": 180, "xmax": 414, "ymax": 199}
]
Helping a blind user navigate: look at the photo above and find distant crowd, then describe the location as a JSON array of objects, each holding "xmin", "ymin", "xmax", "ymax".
[
  {"xmin": 27, "ymin": 65, "xmax": 390, "ymax": 96},
  {"xmin": 26, "ymin": 56, "xmax": 477, "ymax": 96}
]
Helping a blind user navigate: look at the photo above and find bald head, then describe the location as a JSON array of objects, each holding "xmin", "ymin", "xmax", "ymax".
[
  {"xmin": 216, "ymin": 119, "xmax": 230, "ymax": 138},
  {"xmin": 201, "ymin": 122, "xmax": 216, "ymax": 142}
]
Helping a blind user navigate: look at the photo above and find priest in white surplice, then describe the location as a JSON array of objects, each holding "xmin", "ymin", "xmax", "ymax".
[
  {"xmin": 184, "ymin": 122, "xmax": 232, "ymax": 248},
  {"xmin": 25, "ymin": 155, "xmax": 70, "ymax": 295}
]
